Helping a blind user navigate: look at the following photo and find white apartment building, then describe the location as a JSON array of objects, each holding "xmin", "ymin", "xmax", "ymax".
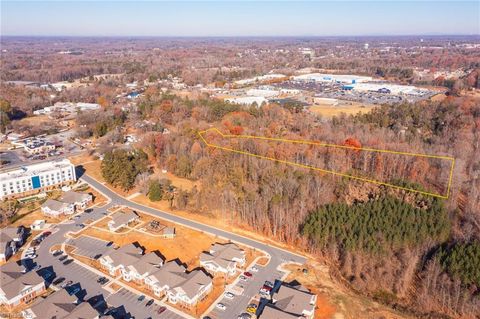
[{"xmin": 0, "ymin": 159, "xmax": 76, "ymax": 200}]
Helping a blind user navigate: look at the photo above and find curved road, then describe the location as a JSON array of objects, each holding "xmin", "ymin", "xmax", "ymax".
[
  {"xmin": 80, "ymin": 174, "xmax": 306, "ymax": 318},
  {"xmin": 31, "ymin": 173, "xmax": 305, "ymax": 319}
]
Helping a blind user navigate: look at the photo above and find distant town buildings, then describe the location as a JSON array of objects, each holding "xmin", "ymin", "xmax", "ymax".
[
  {"xmin": 234, "ymin": 73, "xmax": 286, "ymax": 86},
  {"xmin": 292, "ymin": 73, "xmax": 373, "ymax": 84},
  {"xmin": 11, "ymin": 138, "xmax": 55, "ymax": 155},
  {"xmin": 0, "ymin": 159, "xmax": 77, "ymax": 201},
  {"xmin": 33, "ymin": 102, "xmax": 101, "ymax": 116}
]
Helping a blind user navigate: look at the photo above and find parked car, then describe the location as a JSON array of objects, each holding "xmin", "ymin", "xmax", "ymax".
[
  {"xmin": 85, "ymin": 209, "xmax": 93, "ymax": 213},
  {"xmin": 146, "ymin": 299, "xmax": 154, "ymax": 307},
  {"xmin": 224, "ymin": 292, "xmax": 235, "ymax": 299},
  {"xmin": 97, "ymin": 276, "xmax": 106, "ymax": 283},
  {"xmin": 250, "ymin": 266, "xmax": 259, "ymax": 272},
  {"xmin": 63, "ymin": 259, "xmax": 74, "ymax": 265},
  {"xmin": 243, "ymin": 271, "xmax": 252, "ymax": 277},
  {"xmin": 239, "ymin": 275, "xmax": 248, "ymax": 281},
  {"xmin": 53, "ymin": 277, "xmax": 65, "ymax": 285},
  {"xmin": 52, "ymin": 250, "xmax": 63, "ymax": 256},
  {"xmin": 260, "ymin": 285, "xmax": 272, "ymax": 293},
  {"xmin": 137, "ymin": 295, "xmax": 145, "ymax": 301},
  {"xmin": 238, "ymin": 313, "xmax": 252, "ymax": 319},
  {"xmin": 264, "ymin": 281, "xmax": 274, "ymax": 288},
  {"xmin": 59, "ymin": 255, "xmax": 68, "ymax": 261},
  {"xmin": 246, "ymin": 304, "xmax": 257, "ymax": 314},
  {"xmin": 157, "ymin": 306, "xmax": 166, "ymax": 314},
  {"xmin": 42, "ymin": 231, "xmax": 51, "ymax": 237},
  {"xmin": 216, "ymin": 303, "xmax": 226, "ymax": 311}
]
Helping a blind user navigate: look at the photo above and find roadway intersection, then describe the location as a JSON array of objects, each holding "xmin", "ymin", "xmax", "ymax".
[{"xmin": 26, "ymin": 172, "xmax": 306, "ymax": 319}]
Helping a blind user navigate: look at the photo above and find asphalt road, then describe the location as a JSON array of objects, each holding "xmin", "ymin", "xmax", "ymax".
[{"xmin": 79, "ymin": 173, "xmax": 306, "ymax": 319}]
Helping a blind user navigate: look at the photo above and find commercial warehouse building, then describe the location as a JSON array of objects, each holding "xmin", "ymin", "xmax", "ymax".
[
  {"xmin": 292, "ymin": 73, "xmax": 373, "ymax": 84},
  {"xmin": 0, "ymin": 159, "xmax": 77, "ymax": 200}
]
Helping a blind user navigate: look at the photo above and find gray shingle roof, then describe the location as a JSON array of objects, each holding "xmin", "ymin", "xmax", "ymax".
[
  {"xmin": 59, "ymin": 191, "xmax": 91, "ymax": 205},
  {"xmin": 272, "ymin": 284, "xmax": 315, "ymax": 316},
  {"xmin": 28, "ymin": 289, "xmax": 77, "ymax": 318},
  {"xmin": 0, "ymin": 261, "xmax": 44, "ymax": 300},
  {"xmin": 42, "ymin": 199, "xmax": 71, "ymax": 212},
  {"xmin": 200, "ymin": 242, "xmax": 244, "ymax": 270}
]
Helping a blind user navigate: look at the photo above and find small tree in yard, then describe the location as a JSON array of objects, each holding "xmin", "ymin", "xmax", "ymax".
[{"xmin": 148, "ymin": 181, "xmax": 163, "ymax": 201}]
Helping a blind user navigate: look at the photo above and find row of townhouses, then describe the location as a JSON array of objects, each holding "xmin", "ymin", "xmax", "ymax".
[
  {"xmin": 21, "ymin": 289, "xmax": 101, "ymax": 319},
  {"xmin": 99, "ymin": 243, "xmax": 212, "ymax": 308},
  {"xmin": 0, "ymin": 261, "xmax": 102, "ymax": 318},
  {"xmin": 99, "ymin": 242, "xmax": 246, "ymax": 308},
  {"xmin": 41, "ymin": 190, "xmax": 92, "ymax": 217}
]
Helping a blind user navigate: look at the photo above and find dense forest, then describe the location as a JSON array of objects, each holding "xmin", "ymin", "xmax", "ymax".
[{"xmin": 93, "ymin": 87, "xmax": 480, "ymax": 317}]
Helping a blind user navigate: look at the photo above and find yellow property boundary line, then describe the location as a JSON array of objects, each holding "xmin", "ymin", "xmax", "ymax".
[{"xmin": 198, "ymin": 127, "xmax": 455, "ymax": 199}]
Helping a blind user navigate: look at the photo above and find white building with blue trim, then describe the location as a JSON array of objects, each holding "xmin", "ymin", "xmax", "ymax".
[{"xmin": 0, "ymin": 159, "xmax": 76, "ymax": 201}]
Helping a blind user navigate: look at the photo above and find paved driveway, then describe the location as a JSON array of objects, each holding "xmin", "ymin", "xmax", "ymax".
[
  {"xmin": 66, "ymin": 235, "xmax": 113, "ymax": 259},
  {"xmin": 107, "ymin": 288, "xmax": 185, "ymax": 319}
]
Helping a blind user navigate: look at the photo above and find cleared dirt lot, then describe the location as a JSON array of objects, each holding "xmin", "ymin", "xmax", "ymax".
[
  {"xmin": 76, "ymin": 212, "xmax": 227, "ymax": 268},
  {"xmin": 309, "ymin": 101, "xmax": 375, "ymax": 118}
]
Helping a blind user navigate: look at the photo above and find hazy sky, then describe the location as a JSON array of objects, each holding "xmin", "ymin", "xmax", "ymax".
[{"xmin": 2, "ymin": 1, "xmax": 479, "ymax": 36}]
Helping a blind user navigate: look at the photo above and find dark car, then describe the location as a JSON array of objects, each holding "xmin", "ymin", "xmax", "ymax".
[
  {"xmin": 157, "ymin": 306, "xmax": 166, "ymax": 314},
  {"xmin": 85, "ymin": 208, "xmax": 93, "ymax": 213},
  {"xmin": 138, "ymin": 295, "xmax": 145, "ymax": 301},
  {"xmin": 59, "ymin": 255, "xmax": 68, "ymax": 261},
  {"xmin": 146, "ymin": 299, "xmax": 154, "ymax": 307},
  {"xmin": 63, "ymin": 259, "xmax": 74, "ymax": 265},
  {"xmin": 53, "ymin": 277, "xmax": 65, "ymax": 285},
  {"xmin": 243, "ymin": 271, "xmax": 253, "ymax": 277},
  {"xmin": 97, "ymin": 276, "xmax": 106, "ymax": 283},
  {"xmin": 52, "ymin": 250, "xmax": 63, "ymax": 257}
]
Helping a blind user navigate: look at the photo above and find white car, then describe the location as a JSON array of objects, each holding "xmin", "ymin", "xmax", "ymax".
[
  {"xmin": 224, "ymin": 292, "xmax": 235, "ymax": 299},
  {"xmin": 216, "ymin": 303, "xmax": 227, "ymax": 311},
  {"xmin": 25, "ymin": 254, "xmax": 37, "ymax": 259},
  {"xmin": 250, "ymin": 266, "xmax": 259, "ymax": 272}
]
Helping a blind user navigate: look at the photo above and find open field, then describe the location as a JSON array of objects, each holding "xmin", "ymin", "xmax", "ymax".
[{"xmin": 308, "ymin": 101, "xmax": 376, "ymax": 118}]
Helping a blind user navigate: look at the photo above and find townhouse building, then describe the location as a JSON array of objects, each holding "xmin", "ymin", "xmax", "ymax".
[{"xmin": 0, "ymin": 262, "xmax": 45, "ymax": 308}]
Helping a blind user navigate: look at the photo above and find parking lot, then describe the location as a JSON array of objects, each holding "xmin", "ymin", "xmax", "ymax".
[
  {"xmin": 107, "ymin": 288, "xmax": 185, "ymax": 319},
  {"xmin": 207, "ymin": 264, "xmax": 286, "ymax": 319},
  {"xmin": 66, "ymin": 235, "xmax": 113, "ymax": 259}
]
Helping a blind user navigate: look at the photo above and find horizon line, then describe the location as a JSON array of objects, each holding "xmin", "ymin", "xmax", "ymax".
[{"xmin": 2, "ymin": 33, "xmax": 479, "ymax": 38}]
